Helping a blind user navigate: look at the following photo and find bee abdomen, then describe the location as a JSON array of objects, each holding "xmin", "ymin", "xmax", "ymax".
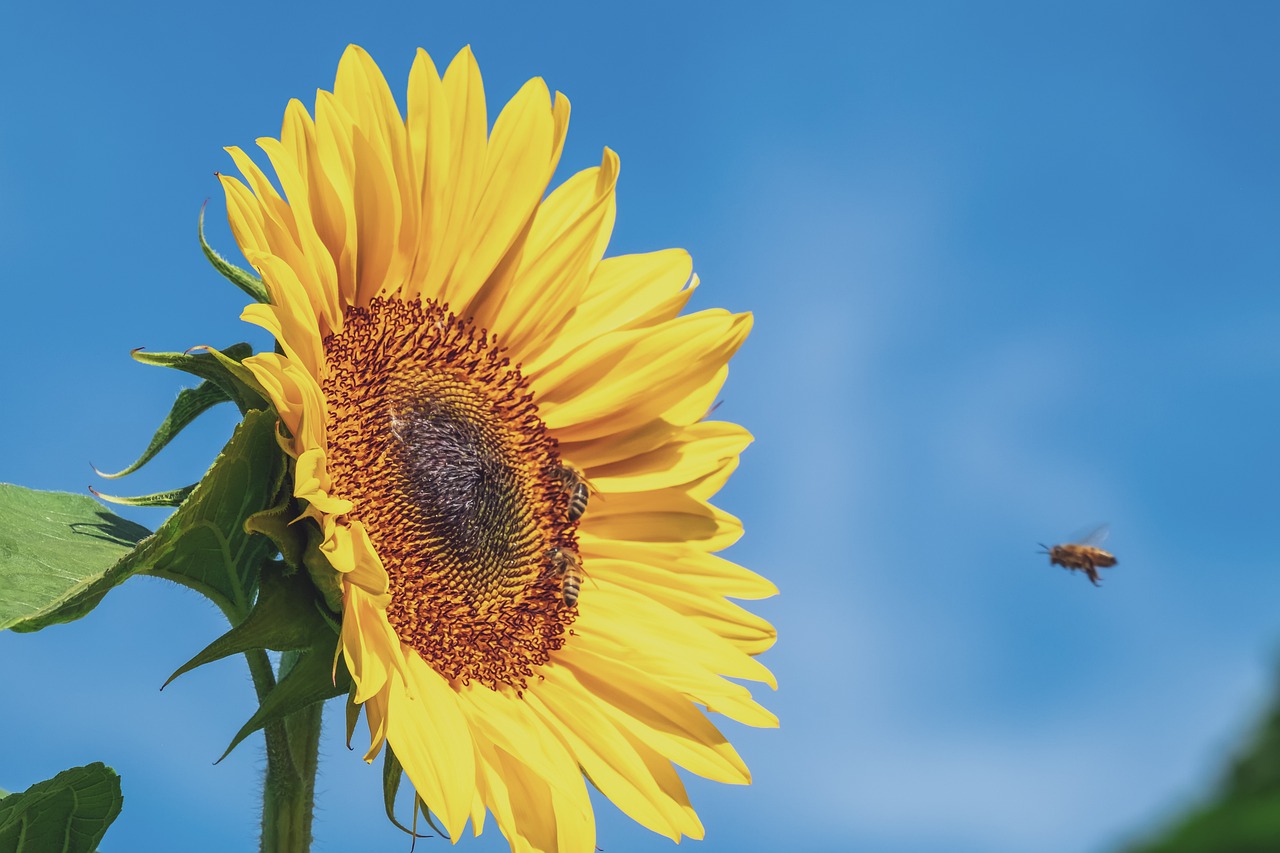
[
  {"xmin": 547, "ymin": 546, "xmax": 584, "ymax": 608},
  {"xmin": 567, "ymin": 481, "xmax": 589, "ymax": 522},
  {"xmin": 552, "ymin": 463, "xmax": 590, "ymax": 523},
  {"xmin": 561, "ymin": 572, "xmax": 581, "ymax": 606}
]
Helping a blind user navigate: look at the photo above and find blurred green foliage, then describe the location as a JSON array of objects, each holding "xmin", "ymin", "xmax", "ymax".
[
  {"xmin": 0, "ymin": 763, "xmax": 122, "ymax": 853},
  {"xmin": 1126, "ymin": 668, "xmax": 1280, "ymax": 852}
]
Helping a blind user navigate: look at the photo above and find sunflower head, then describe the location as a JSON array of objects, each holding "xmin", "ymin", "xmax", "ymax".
[
  {"xmin": 324, "ymin": 295, "xmax": 577, "ymax": 690},
  {"xmin": 221, "ymin": 43, "xmax": 777, "ymax": 852}
]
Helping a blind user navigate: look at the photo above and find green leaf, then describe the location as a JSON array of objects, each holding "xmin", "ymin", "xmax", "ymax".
[
  {"xmin": 5, "ymin": 408, "xmax": 284, "ymax": 633},
  {"xmin": 0, "ymin": 486, "xmax": 150, "ymax": 632},
  {"xmin": 199, "ymin": 201, "xmax": 269, "ymax": 304},
  {"xmin": 130, "ymin": 343, "xmax": 266, "ymax": 415},
  {"xmin": 0, "ymin": 763, "xmax": 122, "ymax": 853},
  {"xmin": 1126, "ymin": 795, "xmax": 1280, "ymax": 853},
  {"xmin": 1126, "ymin": 661, "xmax": 1280, "ymax": 852},
  {"xmin": 93, "ymin": 381, "xmax": 230, "ymax": 480}
]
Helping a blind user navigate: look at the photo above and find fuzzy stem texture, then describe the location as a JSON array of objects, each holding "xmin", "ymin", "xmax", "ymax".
[{"xmin": 259, "ymin": 650, "xmax": 324, "ymax": 853}]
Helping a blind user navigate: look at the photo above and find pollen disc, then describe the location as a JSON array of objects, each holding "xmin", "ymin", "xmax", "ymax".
[{"xmin": 322, "ymin": 297, "xmax": 577, "ymax": 689}]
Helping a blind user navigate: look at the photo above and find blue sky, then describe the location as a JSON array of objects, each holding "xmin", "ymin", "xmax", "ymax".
[{"xmin": 3, "ymin": 2, "xmax": 1280, "ymax": 851}]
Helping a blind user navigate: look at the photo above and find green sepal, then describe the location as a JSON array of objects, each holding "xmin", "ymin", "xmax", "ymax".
[
  {"xmin": 93, "ymin": 380, "xmax": 231, "ymax": 480},
  {"xmin": 137, "ymin": 408, "xmax": 284, "ymax": 618},
  {"xmin": 164, "ymin": 563, "xmax": 324, "ymax": 687},
  {"xmin": 0, "ymin": 763, "xmax": 123, "ymax": 853},
  {"xmin": 192, "ymin": 345, "xmax": 273, "ymax": 411},
  {"xmin": 0, "ymin": 485, "xmax": 150, "ymax": 633},
  {"xmin": 245, "ymin": 500, "xmax": 308, "ymax": 572},
  {"xmin": 199, "ymin": 201, "xmax": 269, "ymax": 304},
  {"xmin": 130, "ymin": 342, "xmax": 265, "ymax": 415},
  {"xmin": 420, "ymin": 799, "xmax": 447, "ymax": 840},
  {"xmin": 227, "ymin": 650, "xmax": 348, "ymax": 764},
  {"xmin": 218, "ymin": 643, "xmax": 349, "ymax": 763},
  {"xmin": 344, "ymin": 686, "xmax": 361, "ymax": 750},
  {"xmin": 382, "ymin": 746, "xmax": 414, "ymax": 837},
  {"xmin": 302, "ymin": 522, "xmax": 344, "ymax": 614},
  {"xmin": 89, "ymin": 484, "xmax": 196, "ymax": 508},
  {"xmin": 245, "ymin": 496, "xmax": 343, "ymax": 616},
  {"xmin": 381, "ymin": 746, "xmax": 435, "ymax": 839},
  {"xmin": 161, "ymin": 560, "xmax": 348, "ymax": 763}
]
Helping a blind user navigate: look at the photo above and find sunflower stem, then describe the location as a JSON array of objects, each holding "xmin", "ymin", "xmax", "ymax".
[
  {"xmin": 243, "ymin": 648, "xmax": 278, "ymax": 704},
  {"xmin": 259, "ymin": 650, "xmax": 323, "ymax": 853}
]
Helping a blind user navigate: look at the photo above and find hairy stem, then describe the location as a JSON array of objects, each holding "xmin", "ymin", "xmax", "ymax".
[{"xmin": 258, "ymin": 650, "xmax": 323, "ymax": 853}]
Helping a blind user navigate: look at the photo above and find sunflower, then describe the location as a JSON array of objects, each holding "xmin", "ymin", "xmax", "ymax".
[{"xmin": 219, "ymin": 44, "xmax": 777, "ymax": 851}]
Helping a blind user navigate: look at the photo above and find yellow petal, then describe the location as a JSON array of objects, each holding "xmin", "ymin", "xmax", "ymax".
[
  {"xmin": 359, "ymin": 687, "xmax": 390, "ymax": 762},
  {"xmin": 557, "ymin": 418, "xmax": 683, "ymax": 470},
  {"xmin": 456, "ymin": 685, "xmax": 587, "ymax": 810},
  {"xmin": 477, "ymin": 742, "xmax": 589, "ymax": 853},
  {"xmin": 345, "ymin": 520, "xmax": 390, "ymax": 596},
  {"xmin": 255, "ymin": 136, "xmax": 343, "ymax": 332},
  {"xmin": 584, "ymin": 557, "xmax": 776, "ymax": 656},
  {"xmin": 240, "ymin": 274, "xmax": 323, "ymax": 381},
  {"xmin": 292, "ymin": 448, "xmax": 351, "ymax": 515},
  {"xmin": 557, "ymin": 644, "xmax": 750, "ymax": 785},
  {"xmin": 573, "ymin": 578, "xmax": 776, "ymax": 689},
  {"xmin": 525, "ymin": 249, "xmax": 694, "ymax": 374},
  {"xmin": 348, "ymin": 122, "xmax": 402, "ymax": 305},
  {"xmin": 319, "ymin": 517, "xmax": 357, "ymax": 573},
  {"xmin": 616, "ymin": 726, "xmax": 704, "ymax": 841},
  {"xmin": 342, "ymin": 587, "xmax": 393, "ymax": 703},
  {"xmin": 311, "ymin": 90, "xmax": 360, "ymax": 307},
  {"xmin": 583, "ymin": 636, "xmax": 777, "ymax": 728},
  {"xmin": 427, "ymin": 46, "xmax": 488, "ymax": 308},
  {"xmin": 332, "ymin": 45, "xmax": 418, "ymax": 296},
  {"xmin": 581, "ymin": 536, "xmax": 779, "ymax": 600},
  {"xmin": 472, "ymin": 741, "xmax": 518, "ymax": 846},
  {"xmin": 279, "ymin": 98, "xmax": 350, "ymax": 331},
  {"xmin": 581, "ymin": 487, "xmax": 743, "ymax": 551},
  {"xmin": 388, "ymin": 656, "xmax": 477, "ymax": 839},
  {"xmin": 584, "ymin": 421, "xmax": 752, "ymax": 494},
  {"xmin": 403, "ymin": 48, "xmax": 451, "ymax": 302},
  {"xmin": 224, "ymin": 146, "xmax": 305, "ymax": 257},
  {"xmin": 219, "ymin": 172, "xmax": 269, "ymax": 264},
  {"xmin": 241, "ymin": 352, "xmax": 323, "ymax": 454},
  {"xmin": 445, "ymin": 77, "xmax": 557, "ymax": 313},
  {"xmin": 475, "ymin": 148, "xmax": 619, "ymax": 358},
  {"xmin": 524, "ymin": 666, "xmax": 699, "ymax": 840},
  {"xmin": 533, "ymin": 310, "xmax": 750, "ymax": 442}
]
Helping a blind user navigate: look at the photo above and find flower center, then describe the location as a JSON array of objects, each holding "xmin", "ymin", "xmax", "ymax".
[{"xmin": 322, "ymin": 297, "xmax": 577, "ymax": 690}]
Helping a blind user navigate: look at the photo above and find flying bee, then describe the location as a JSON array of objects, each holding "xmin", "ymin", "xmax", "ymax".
[
  {"xmin": 1039, "ymin": 525, "xmax": 1116, "ymax": 586},
  {"xmin": 552, "ymin": 464, "xmax": 591, "ymax": 523},
  {"xmin": 546, "ymin": 546, "xmax": 585, "ymax": 607}
]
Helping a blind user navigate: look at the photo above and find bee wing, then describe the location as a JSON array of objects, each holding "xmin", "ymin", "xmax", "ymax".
[
  {"xmin": 577, "ymin": 469, "xmax": 604, "ymax": 501},
  {"xmin": 1073, "ymin": 524, "xmax": 1110, "ymax": 547}
]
